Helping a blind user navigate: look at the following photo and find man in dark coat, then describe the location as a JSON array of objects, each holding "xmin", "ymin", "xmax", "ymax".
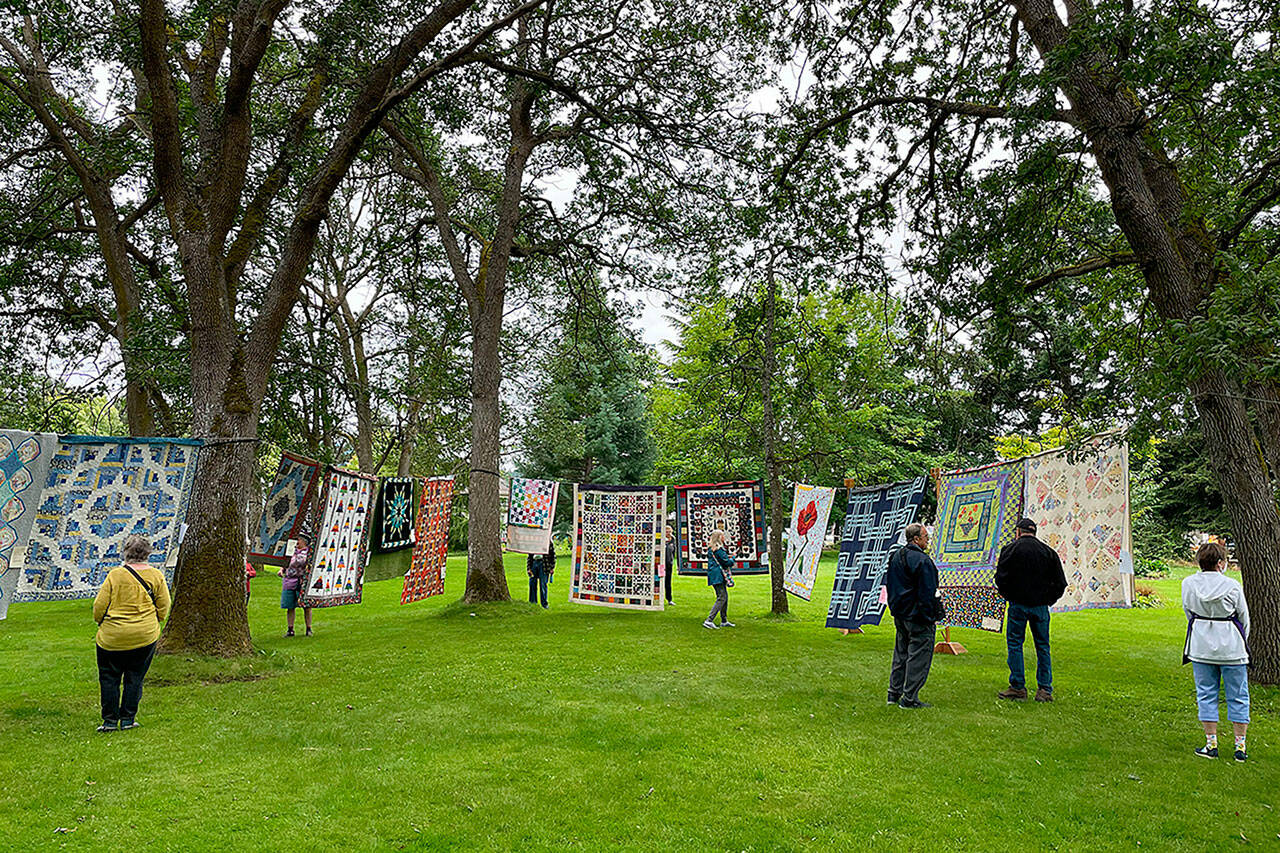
[
  {"xmin": 994, "ymin": 518, "xmax": 1068, "ymax": 702},
  {"xmin": 885, "ymin": 523, "xmax": 943, "ymax": 709}
]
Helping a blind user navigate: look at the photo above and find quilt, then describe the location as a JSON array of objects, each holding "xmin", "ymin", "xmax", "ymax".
[
  {"xmin": 299, "ymin": 467, "xmax": 375, "ymax": 608},
  {"xmin": 825, "ymin": 477, "xmax": 927, "ymax": 630},
  {"xmin": 933, "ymin": 461, "xmax": 1023, "ymax": 633},
  {"xmin": 16, "ymin": 436, "xmax": 200, "ymax": 602},
  {"xmin": 402, "ymin": 476, "xmax": 454, "ymax": 604},
  {"xmin": 505, "ymin": 478, "xmax": 558, "ymax": 554},
  {"xmin": 674, "ymin": 480, "xmax": 767, "ymax": 575},
  {"xmin": 0, "ymin": 430, "xmax": 58, "ymax": 619},
  {"xmin": 569, "ymin": 484, "xmax": 665, "ymax": 610},
  {"xmin": 251, "ymin": 451, "xmax": 322, "ymax": 566},
  {"xmin": 781, "ymin": 483, "xmax": 836, "ymax": 601},
  {"xmin": 1025, "ymin": 440, "xmax": 1133, "ymax": 611},
  {"xmin": 374, "ymin": 476, "xmax": 416, "ymax": 552}
]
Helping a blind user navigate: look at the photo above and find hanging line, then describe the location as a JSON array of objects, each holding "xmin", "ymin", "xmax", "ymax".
[{"xmin": 199, "ymin": 436, "xmax": 263, "ymax": 447}]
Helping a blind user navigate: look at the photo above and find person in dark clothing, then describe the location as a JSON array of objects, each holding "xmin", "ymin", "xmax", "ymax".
[
  {"xmin": 527, "ymin": 542, "xmax": 556, "ymax": 608},
  {"xmin": 994, "ymin": 518, "xmax": 1068, "ymax": 702},
  {"xmin": 664, "ymin": 526, "xmax": 677, "ymax": 605},
  {"xmin": 885, "ymin": 523, "xmax": 942, "ymax": 709}
]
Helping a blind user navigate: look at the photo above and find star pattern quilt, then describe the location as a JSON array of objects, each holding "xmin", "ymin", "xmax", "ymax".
[{"xmin": 375, "ymin": 476, "xmax": 416, "ymax": 552}]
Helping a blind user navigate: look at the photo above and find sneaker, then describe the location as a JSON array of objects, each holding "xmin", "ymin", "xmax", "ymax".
[
  {"xmin": 997, "ymin": 686, "xmax": 1028, "ymax": 700},
  {"xmin": 96, "ymin": 721, "xmax": 118, "ymax": 733},
  {"xmin": 702, "ymin": 620, "xmax": 719, "ymax": 629},
  {"xmin": 721, "ymin": 621, "xmax": 736, "ymax": 628},
  {"xmin": 285, "ymin": 629, "xmax": 295, "ymax": 637},
  {"xmin": 897, "ymin": 698, "xmax": 932, "ymax": 709},
  {"xmin": 1194, "ymin": 745, "xmax": 1218, "ymax": 759},
  {"xmin": 1235, "ymin": 749, "xmax": 1248, "ymax": 763},
  {"xmin": 305, "ymin": 628, "xmax": 313, "ymax": 637},
  {"xmin": 887, "ymin": 692, "xmax": 901, "ymax": 705},
  {"xmin": 1034, "ymin": 688, "xmax": 1053, "ymax": 702},
  {"xmin": 668, "ymin": 600, "xmax": 676, "ymax": 605},
  {"xmin": 120, "ymin": 720, "xmax": 140, "ymax": 731}
]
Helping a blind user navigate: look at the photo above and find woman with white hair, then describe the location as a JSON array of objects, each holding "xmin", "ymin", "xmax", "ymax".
[
  {"xmin": 92, "ymin": 534, "xmax": 171, "ymax": 732},
  {"xmin": 703, "ymin": 529, "xmax": 735, "ymax": 629}
]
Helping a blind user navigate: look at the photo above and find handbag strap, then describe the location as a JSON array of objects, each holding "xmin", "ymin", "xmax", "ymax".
[{"xmin": 123, "ymin": 565, "xmax": 155, "ymax": 603}]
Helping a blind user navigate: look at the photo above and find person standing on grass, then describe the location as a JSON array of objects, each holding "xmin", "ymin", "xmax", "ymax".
[
  {"xmin": 664, "ymin": 525, "xmax": 677, "ymax": 605},
  {"xmin": 885, "ymin": 523, "xmax": 941, "ymax": 709},
  {"xmin": 994, "ymin": 518, "xmax": 1067, "ymax": 703},
  {"xmin": 703, "ymin": 529, "xmax": 735, "ymax": 629},
  {"xmin": 279, "ymin": 531, "xmax": 313, "ymax": 637},
  {"xmin": 1183, "ymin": 540, "xmax": 1251, "ymax": 762},
  {"xmin": 92, "ymin": 534, "xmax": 171, "ymax": 733},
  {"xmin": 528, "ymin": 541, "xmax": 556, "ymax": 609}
]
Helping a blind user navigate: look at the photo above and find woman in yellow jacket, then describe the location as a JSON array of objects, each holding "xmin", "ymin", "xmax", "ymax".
[{"xmin": 92, "ymin": 534, "xmax": 171, "ymax": 732}]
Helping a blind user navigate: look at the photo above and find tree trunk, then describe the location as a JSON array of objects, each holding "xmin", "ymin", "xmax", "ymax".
[
  {"xmin": 397, "ymin": 399, "xmax": 422, "ymax": 477},
  {"xmin": 463, "ymin": 303, "xmax": 510, "ymax": 602},
  {"xmin": 760, "ymin": 267, "xmax": 788, "ymax": 614}
]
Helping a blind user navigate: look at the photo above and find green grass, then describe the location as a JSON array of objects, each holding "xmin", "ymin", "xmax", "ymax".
[{"xmin": 1, "ymin": 555, "xmax": 1275, "ymax": 851}]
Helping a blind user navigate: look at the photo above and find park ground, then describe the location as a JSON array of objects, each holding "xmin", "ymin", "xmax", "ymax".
[{"xmin": 0, "ymin": 554, "xmax": 1276, "ymax": 851}]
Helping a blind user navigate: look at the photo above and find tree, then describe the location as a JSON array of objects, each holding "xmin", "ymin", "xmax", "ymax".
[
  {"xmin": 776, "ymin": 1, "xmax": 1280, "ymax": 681},
  {"xmin": 519, "ymin": 290, "xmax": 656, "ymax": 486}
]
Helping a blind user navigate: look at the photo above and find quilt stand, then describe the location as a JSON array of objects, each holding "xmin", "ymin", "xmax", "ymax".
[{"xmin": 934, "ymin": 627, "xmax": 967, "ymax": 655}]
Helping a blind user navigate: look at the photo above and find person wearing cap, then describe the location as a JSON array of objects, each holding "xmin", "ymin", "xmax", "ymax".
[
  {"xmin": 279, "ymin": 532, "xmax": 314, "ymax": 637},
  {"xmin": 994, "ymin": 518, "xmax": 1067, "ymax": 702}
]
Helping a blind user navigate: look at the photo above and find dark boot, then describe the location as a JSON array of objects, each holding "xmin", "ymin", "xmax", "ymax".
[
  {"xmin": 1034, "ymin": 687, "xmax": 1053, "ymax": 702},
  {"xmin": 997, "ymin": 686, "xmax": 1028, "ymax": 700}
]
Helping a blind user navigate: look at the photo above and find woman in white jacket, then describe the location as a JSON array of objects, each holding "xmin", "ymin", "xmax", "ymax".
[{"xmin": 1182, "ymin": 541, "xmax": 1250, "ymax": 762}]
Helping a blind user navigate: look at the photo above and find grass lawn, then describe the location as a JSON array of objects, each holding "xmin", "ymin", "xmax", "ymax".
[{"xmin": 1, "ymin": 554, "xmax": 1275, "ymax": 851}]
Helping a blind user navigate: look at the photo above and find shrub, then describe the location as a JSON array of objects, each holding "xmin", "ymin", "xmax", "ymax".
[
  {"xmin": 1134, "ymin": 556, "xmax": 1169, "ymax": 579},
  {"xmin": 1134, "ymin": 582, "xmax": 1162, "ymax": 608}
]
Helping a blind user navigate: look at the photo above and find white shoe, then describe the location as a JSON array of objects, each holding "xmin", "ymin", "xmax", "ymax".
[
  {"xmin": 702, "ymin": 620, "xmax": 719, "ymax": 629},
  {"xmin": 721, "ymin": 621, "xmax": 736, "ymax": 627}
]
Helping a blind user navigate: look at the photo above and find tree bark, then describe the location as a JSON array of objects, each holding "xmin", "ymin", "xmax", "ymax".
[
  {"xmin": 1013, "ymin": 0, "xmax": 1280, "ymax": 682},
  {"xmin": 760, "ymin": 263, "xmax": 788, "ymax": 615},
  {"xmin": 465, "ymin": 304, "xmax": 509, "ymax": 602}
]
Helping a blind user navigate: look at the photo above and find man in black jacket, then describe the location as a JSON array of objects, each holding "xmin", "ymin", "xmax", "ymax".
[
  {"xmin": 885, "ymin": 523, "xmax": 942, "ymax": 709},
  {"xmin": 994, "ymin": 518, "xmax": 1068, "ymax": 702}
]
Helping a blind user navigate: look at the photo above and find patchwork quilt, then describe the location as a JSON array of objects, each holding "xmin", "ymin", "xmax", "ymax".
[
  {"xmin": 569, "ymin": 484, "xmax": 665, "ymax": 610},
  {"xmin": 505, "ymin": 478, "xmax": 558, "ymax": 555},
  {"xmin": 299, "ymin": 467, "xmax": 375, "ymax": 608},
  {"xmin": 0, "ymin": 430, "xmax": 58, "ymax": 618},
  {"xmin": 251, "ymin": 451, "xmax": 322, "ymax": 566},
  {"xmin": 375, "ymin": 476, "xmax": 416, "ymax": 552},
  {"xmin": 402, "ymin": 476, "xmax": 454, "ymax": 604}
]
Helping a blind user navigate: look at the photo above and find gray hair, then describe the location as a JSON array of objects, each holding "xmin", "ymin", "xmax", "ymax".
[
  {"xmin": 122, "ymin": 534, "xmax": 153, "ymax": 564},
  {"xmin": 904, "ymin": 523, "xmax": 926, "ymax": 543}
]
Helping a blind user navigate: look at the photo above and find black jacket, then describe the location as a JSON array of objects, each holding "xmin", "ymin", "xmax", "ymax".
[
  {"xmin": 527, "ymin": 543, "xmax": 556, "ymax": 578},
  {"xmin": 995, "ymin": 535, "xmax": 1067, "ymax": 607},
  {"xmin": 886, "ymin": 543, "xmax": 941, "ymax": 624}
]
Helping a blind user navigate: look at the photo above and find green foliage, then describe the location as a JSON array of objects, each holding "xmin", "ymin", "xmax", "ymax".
[{"xmin": 652, "ymin": 284, "xmax": 969, "ymax": 489}]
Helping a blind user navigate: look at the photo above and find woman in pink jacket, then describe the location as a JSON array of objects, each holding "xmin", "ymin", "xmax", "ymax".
[{"xmin": 279, "ymin": 531, "xmax": 313, "ymax": 637}]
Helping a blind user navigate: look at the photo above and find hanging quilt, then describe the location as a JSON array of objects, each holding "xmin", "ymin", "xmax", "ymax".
[
  {"xmin": 782, "ymin": 483, "xmax": 836, "ymax": 601},
  {"xmin": 374, "ymin": 476, "xmax": 416, "ymax": 552},
  {"xmin": 250, "ymin": 451, "xmax": 322, "ymax": 566},
  {"xmin": 1024, "ymin": 440, "xmax": 1133, "ymax": 611},
  {"xmin": 826, "ymin": 477, "xmax": 927, "ymax": 630},
  {"xmin": 0, "ymin": 430, "xmax": 58, "ymax": 619},
  {"xmin": 16, "ymin": 436, "xmax": 201, "ymax": 602},
  {"xmin": 933, "ymin": 461, "xmax": 1023, "ymax": 633},
  {"xmin": 569, "ymin": 484, "xmax": 665, "ymax": 610},
  {"xmin": 402, "ymin": 476, "xmax": 454, "ymax": 604},
  {"xmin": 505, "ymin": 478, "xmax": 558, "ymax": 554},
  {"xmin": 674, "ymin": 480, "xmax": 767, "ymax": 575},
  {"xmin": 299, "ymin": 466, "xmax": 375, "ymax": 608}
]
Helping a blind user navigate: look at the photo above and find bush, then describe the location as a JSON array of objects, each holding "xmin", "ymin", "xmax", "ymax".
[
  {"xmin": 1134, "ymin": 556, "xmax": 1169, "ymax": 579},
  {"xmin": 1134, "ymin": 582, "xmax": 1163, "ymax": 608}
]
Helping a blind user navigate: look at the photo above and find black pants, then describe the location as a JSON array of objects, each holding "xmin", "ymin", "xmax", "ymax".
[
  {"xmin": 665, "ymin": 563, "xmax": 674, "ymax": 602},
  {"xmin": 97, "ymin": 642, "xmax": 157, "ymax": 724},
  {"xmin": 888, "ymin": 617, "xmax": 936, "ymax": 703}
]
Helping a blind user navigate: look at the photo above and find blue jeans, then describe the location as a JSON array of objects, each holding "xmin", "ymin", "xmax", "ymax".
[
  {"xmin": 529, "ymin": 573, "xmax": 548, "ymax": 608},
  {"xmin": 1192, "ymin": 662, "xmax": 1250, "ymax": 724},
  {"xmin": 1006, "ymin": 603, "xmax": 1052, "ymax": 692}
]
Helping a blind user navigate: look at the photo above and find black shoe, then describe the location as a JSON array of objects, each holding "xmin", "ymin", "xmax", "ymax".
[
  {"xmin": 1194, "ymin": 745, "xmax": 1218, "ymax": 759},
  {"xmin": 285, "ymin": 629, "xmax": 295, "ymax": 637},
  {"xmin": 96, "ymin": 721, "xmax": 119, "ymax": 733},
  {"xmin": 897, "ymin": 698, "xmax": 932, "ymax": 709},
  {"xmin": 1235, "ymin": 749, "xmax": 1248, "ymax": 763},
  {"xmin": 120, "ymin": 720, "xmax": 140, "ymax": 731},
  {"xmin": 887, "ymin": 692, "xmax": 901, "ymax": 705},
  {"xmin": 305, "ymin": 628, "xmax": 313, "ymax": 636}
]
